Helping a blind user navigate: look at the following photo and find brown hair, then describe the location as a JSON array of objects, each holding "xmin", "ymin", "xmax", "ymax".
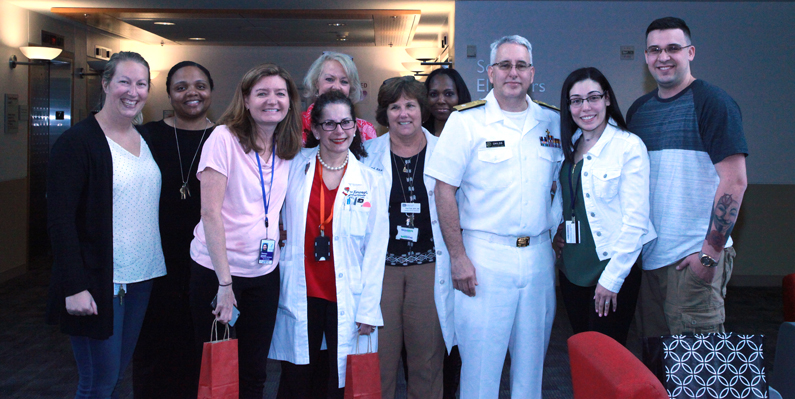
[
  {"xmin": 217, "ymin": 63, "xmax": 302, "ymax": 160},
  {"xmin": 375, "ymin": 76, "xmax": 429, "ymax": 127}
]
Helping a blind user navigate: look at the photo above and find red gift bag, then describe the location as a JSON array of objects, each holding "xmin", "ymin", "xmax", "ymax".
[
  {"xmin": 198, "ymin": 320, "xmax": 239, "ymax": 399},
  {"xmin": 344, "ymin": 335, "xmax": 382, "ymax": 399}
]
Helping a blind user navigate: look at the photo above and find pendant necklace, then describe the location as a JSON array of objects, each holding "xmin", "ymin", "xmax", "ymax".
[{"xmin": 174, "ymin": 117, "xmax": 212, "ymax": 199}]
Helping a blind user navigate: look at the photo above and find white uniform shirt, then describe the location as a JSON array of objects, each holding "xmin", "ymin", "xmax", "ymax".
[
  {"xmin": 426, "ymin": 90, "xmax": 563, "ymax": 237},
  {"xmin": 106, "ymin": 135, "xmax": 166, "ymax": 283},
  {"xmin": 569, "ymin": 121, "xmax": 657, "ymax": 293}
]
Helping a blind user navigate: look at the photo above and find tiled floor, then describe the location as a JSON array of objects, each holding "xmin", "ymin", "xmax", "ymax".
[{"xmin": 0, "ymin": 257, "xmax": 783, "ymax": 399}]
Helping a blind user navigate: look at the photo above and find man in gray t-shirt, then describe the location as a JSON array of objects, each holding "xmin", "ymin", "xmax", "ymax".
[{"xmin": 626, "ymin": 17, "xmax": 748, "ymax": 339}]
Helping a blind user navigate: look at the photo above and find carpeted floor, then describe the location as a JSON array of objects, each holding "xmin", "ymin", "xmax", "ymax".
[{"xmin": 0, "ymin": 257, "xmax": 783, "ymax": 399}]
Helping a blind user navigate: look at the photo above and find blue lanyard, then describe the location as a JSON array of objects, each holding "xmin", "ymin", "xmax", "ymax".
[{"xmin": 255, "ymin": 138, "xmax": 276, "ymax": 231}]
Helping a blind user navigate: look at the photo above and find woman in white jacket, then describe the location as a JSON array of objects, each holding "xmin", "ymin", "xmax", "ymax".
[
  {"xmin": 361, "ymin": 76, "xmax": 453, "ymax": 399},
  {"xmin": 555, "ymin": 67, "xmax": 656, "ymax": 346},
  {"xmin": 270, "ymin": 90, "xmax": 389, "ymax": 398}
]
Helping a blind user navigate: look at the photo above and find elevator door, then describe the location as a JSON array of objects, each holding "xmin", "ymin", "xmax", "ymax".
[{"xmin": 27, "ymin": 57, "xmax": 73, "ymax": 261}]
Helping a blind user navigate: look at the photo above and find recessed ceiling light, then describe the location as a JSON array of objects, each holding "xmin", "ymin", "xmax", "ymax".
[
  {"xmin": 188, "ymin": 37, "xmax": 206, "ymax": 41},
  {"xmin": 328, "ymin": 23, "xmax": 345, "ymax": 27},
  {"xmin": 337, "ymin": 38, "xmax": 347, "ymax": 41},
  {"xmin": 154, "ymin": 22, "xmax": 175, "ymax": 26}
]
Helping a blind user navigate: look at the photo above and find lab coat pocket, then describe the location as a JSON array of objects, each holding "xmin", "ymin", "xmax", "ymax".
[
  {"xmin": 593, "ymin": 168, "xmax": 621, "ymax": 200},
  {"xmin": 346, "ymin": 207, "xmax": 370, "ymax": 237}
]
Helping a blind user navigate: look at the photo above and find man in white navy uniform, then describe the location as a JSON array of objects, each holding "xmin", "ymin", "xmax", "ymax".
[{"xmin": 425, "ymin": 35, "xmax": 563, "ymax": 399}]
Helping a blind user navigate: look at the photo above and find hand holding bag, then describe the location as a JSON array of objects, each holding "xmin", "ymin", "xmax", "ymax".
[
  {"xmin": 198, "ymin": 320, "xmax": 239, "ymax": 399},
  {"xmin": 344, "ymin": 334, "xmax": 382, "ymax": 399}
]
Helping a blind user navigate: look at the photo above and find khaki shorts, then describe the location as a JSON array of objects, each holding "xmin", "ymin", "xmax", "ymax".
[{"xmin": 637, "ymin": 247, "xmax": 735, "ymax": 337}]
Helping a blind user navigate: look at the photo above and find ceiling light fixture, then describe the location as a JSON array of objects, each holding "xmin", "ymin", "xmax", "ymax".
[
  {"xmin": 188, "ymin": 37, "xmax": 206, "ymax": 41},
  {"xmin": 9, "ymin": 46, "xmax": 63, "ymax": 68},
  {"xmin": 328, "ymin": 23, "xmax": 345, "ymax": 27},
  {"xmin": 154, "ymin": 22, "xmax": 175, "ymax": 26}
]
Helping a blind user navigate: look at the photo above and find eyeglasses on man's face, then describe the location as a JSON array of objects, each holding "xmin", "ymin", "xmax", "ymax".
[
  {"xmin": 646, "ymin": 44, "xmax": 693, "ymax": 56},
  {"xmin": 491, "ymin": 61, "xmax": 532, "ymax": 72},
  {"xmin": 317, "ymin": 119, "xmax": 356, "ymax": 131},
  {"xmin": 568, "ymin": 93, "xmax": 606, "ymax": 108}
]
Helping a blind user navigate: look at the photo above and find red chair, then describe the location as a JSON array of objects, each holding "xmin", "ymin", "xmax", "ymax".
[
  {"xmin": 784, "ymin": 273, "xmax": 795, "ymax": 322},
  {"xmin": 568, "ymin": 331, "xmax": 667, "ymax": 399}
]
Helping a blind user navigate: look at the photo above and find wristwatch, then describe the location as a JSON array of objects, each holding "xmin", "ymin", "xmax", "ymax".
[{"xmin": 700, "ymin": 253, "xmax": 718, "ymax": 268}]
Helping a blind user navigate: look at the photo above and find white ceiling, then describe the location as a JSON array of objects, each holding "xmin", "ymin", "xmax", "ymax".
[{"xmin": 11, "ymin": 0, "xmax": 454, "ymax": 47}]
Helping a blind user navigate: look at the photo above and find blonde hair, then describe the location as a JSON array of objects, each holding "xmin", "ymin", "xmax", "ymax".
[
  {"xmin": 303, "ymin": 51, "xmax": 362, "ymax": 103},
  {"xmin": 217, "ymin": 63, "xmax": 302, "ymax": 160}
]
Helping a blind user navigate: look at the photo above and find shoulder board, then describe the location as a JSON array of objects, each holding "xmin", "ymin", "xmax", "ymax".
[
  {"xmin": 533, "ymin": 99, "xmax": 559, "ymax": 112},
  {"xmin": 453, "ymin": 100, "xmax": 487, "ymax": 112}
]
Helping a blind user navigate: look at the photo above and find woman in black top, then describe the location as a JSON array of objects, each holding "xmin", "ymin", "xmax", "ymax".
[
  {"xmin": 422, "ymin": 68, "xmax": 471, "ymax": 136},
  {"xmin": 133, "ymin": 61, "xmax": 216, "ymax": 399},
  {"xmin": 363, "ymin": 77, "xmax": 452, "ymax": 399}
]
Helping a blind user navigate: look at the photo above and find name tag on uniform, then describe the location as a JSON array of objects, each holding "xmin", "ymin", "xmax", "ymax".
[
  {"xmin": 486, "ymin": 140, "xmax": 505, "ymax": 148},
  {"xmin": 401, "ymin": 202, "xmax": 421, "ymax": 214},
  {"xmin": 396, "ymin": 226, "xmax": 419, "ymax": 242},
  {"xmin": 565, "ymin": 218, "xmax": 580, "ymax": 244},
  {"xmin": 259, "ymin": 239, "xmax": 276, "ymax": 264}
]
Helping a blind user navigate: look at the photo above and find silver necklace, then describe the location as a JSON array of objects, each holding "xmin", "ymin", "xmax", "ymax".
[
  {"xmin": 317, "ymin": 151, "xmax": 349, "ymax": 171},
  {"xmin": 174, "ymin": 117, "xmax": 212, "ymax": 200}
]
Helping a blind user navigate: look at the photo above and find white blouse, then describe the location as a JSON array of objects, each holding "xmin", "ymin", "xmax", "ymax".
[{"xmin": 106, "ymin": 135, "xmax": 166, "ymax": 284}]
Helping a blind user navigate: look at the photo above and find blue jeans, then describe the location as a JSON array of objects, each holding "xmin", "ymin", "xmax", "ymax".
[{"xmin": 70, "ymin": 280, "xmax": 153, "ymax": 399}]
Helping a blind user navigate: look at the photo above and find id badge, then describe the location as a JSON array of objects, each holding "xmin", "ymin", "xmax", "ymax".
[
  {"xmin": 259, "ymin": 239, "xmax": 275, "ymax": 264},
  {"xmin": 565, "ymin": 218, "xmax": 580, "ymax": 244},
  {"xmin": 396, "ymin": 226, "xmax": 419, "ymax": 242},
  {"xmin": 314, "ymin": 236, "xmax": 331, "ymax": 261},
  {"xmin": 401, "ymin": 202, "xmax": 421, "ymax": 214}
]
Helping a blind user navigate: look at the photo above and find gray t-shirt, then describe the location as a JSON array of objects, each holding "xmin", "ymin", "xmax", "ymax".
[{"xmin": 626, "ymin": 79, "xmax": 748, "ymax": 270}]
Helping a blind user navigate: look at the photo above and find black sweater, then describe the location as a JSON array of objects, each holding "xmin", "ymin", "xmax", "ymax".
[{"xmin": 45, "ymin": 114, "xmax": 156, "ymax": 339}]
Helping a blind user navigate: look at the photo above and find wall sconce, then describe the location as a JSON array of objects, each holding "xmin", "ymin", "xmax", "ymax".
[
  {"xmin": 402, "ymin": 61, "xmax": 430, "ymax": 77},
  {"xmin": 406, "ymin": 47, "xmax": 452, "ymax": 67},
  {"xmin": 9, "ymin": 46, "xmax": 63, "ymax": 68}
]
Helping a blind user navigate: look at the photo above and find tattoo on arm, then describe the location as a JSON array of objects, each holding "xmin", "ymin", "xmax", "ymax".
[{"xmin": 706, "ymin": 193, "xmax": 740, "ymax": 253}]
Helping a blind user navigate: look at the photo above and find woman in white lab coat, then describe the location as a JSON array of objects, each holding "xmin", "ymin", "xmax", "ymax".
[
  {"xmin": 270, "ymin": 90, "xmax": 389, "ymax": 398},
  {"xmin": 361, "ymin": 76, "xmax": 453, "ymax": 399}
]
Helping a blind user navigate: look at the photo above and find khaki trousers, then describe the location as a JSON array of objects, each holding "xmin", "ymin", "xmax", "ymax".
[
  {"xmin": 637, "ymin": 247, "xmax": 735, "ymax": 337},
  {"xmin": 379, "ymin": 263, "xmax": 444, "ymax": 399}
]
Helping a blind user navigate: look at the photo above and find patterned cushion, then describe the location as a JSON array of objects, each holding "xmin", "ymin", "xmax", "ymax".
[{"xmin": 663, "ymin": 333, "xmax": 767, "ymax": 399}]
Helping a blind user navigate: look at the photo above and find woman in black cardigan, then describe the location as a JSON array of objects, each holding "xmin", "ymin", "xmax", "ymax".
[{"xmin": 46, "ymin": 51, "xmax": 166, "ymax": 399}]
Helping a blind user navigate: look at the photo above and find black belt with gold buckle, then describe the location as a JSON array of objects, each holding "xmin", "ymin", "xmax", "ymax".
[{"xmin": 516, "ymin": 237, "xmax": 530, "ymax": 247}]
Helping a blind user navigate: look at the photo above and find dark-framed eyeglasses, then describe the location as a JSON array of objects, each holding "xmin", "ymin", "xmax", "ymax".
[
  {"xmin": 568, "ymin": 93, "xmax": 606, "ymax": 108},
  {"xmin": 491, "ymin": 61, "xmax": 532, "ymax": 72},
  {"xmin": 317, "ymin": 119, "xmax": 356, "ymax": 131},
  {"xmin": 646, "ymin": 44, "xmax": 693, "ymax": 56}
]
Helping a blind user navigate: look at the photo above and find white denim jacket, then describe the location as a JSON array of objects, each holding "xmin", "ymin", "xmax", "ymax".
[{"xmin": 567, "ymin": 120, "xmax": 657, "ymax": 293}]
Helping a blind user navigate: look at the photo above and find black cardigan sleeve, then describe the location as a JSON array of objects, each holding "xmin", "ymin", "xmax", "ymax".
[{"xmin": 47, "ymin": 128, "xmax": 92, "ymax": 297}]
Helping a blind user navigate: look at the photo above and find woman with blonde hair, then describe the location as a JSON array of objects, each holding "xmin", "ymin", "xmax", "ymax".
[
  {"xmin": 301, "ymin": 51, "xmax": 378, "ymax": 143},
  {"xmin": 46, "ymin": 51, "xmax": 164, "ymax": 398},
  {"xmin": 188, "ymin": 63, "xmax": 301, "ymax": 399}
]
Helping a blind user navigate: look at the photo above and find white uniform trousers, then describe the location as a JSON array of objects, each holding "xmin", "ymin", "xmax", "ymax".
[{"xmin": 456, "ymin": 230, "xmax": 556, "ymax": 399}]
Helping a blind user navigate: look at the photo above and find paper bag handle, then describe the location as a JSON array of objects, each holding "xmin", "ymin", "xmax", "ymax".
[
  {"xmin": 354, "ymin": 333, "xmax": 373, "ymax": 354},
  {"xmin": 209, "ymin": 319, "xmax": 231, "ymax": 342}
]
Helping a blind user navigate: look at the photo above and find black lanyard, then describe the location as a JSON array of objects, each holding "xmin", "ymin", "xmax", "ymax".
[{"xmin": 567, "ymin": 161, "xmax": 581, "ymax": 215}]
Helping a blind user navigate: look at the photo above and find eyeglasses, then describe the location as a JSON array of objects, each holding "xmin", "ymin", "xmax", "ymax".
[
  {"xmin": 317, "ymin": 119, "xmax": 356, "ymax": 131},
  {"xmin": 491, "ymin": 61, "xmax": 532, "ymax": 72},
  {"xmin": 568, "ymin": 93, "xmax": 606, "ymax": 108},
  {"xmin": 646, "ymin": 44, "xmax": 693, "ymax": 56}
]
